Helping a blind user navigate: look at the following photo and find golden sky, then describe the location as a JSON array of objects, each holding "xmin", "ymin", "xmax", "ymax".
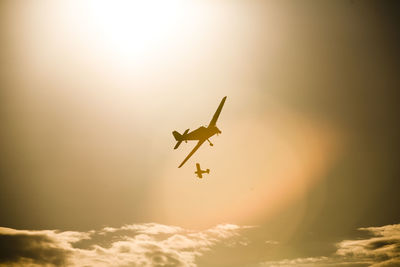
[{"xmin": 0, "ymin": 0, "xmax": 399, "ymax": 266}]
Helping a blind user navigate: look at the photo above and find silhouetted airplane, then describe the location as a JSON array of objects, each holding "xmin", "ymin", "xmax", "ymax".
[
  {"xmin": 173, "ymin": 96, "xmax": 227, "ymax": 168},
  {"xmin": 195, "ymin": 163, "xmax": 209, "ymax": 178}
]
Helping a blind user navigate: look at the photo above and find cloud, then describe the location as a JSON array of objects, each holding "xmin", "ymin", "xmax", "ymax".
[
  {"xmin": 0, "ymin": 223, "xmax": 250, "ymax": 267},
  {"xmin": 261, "ymin": 224, "xmax": 400, "ymax": 267},
  {"xmin": 0, "ymin": 227, "xmax": 90, "ymax": 267},
  {"xmin": 336, "ymin": 224, "xmax": 400, "ymax": 267}
]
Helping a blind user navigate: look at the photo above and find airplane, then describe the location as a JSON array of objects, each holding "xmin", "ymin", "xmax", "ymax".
[
  {"xmin": 195, "ymin": 163, "xmax": 210, "ymax": 179},
  {"xmin": 172, "ymin": 96, "xmax": 227, "ymax": 168}
]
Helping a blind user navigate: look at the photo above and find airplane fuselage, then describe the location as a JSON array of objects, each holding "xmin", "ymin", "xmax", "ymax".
[{"xmin": 184, "ymin": 126, "xmax": 221, "ymax": 141}]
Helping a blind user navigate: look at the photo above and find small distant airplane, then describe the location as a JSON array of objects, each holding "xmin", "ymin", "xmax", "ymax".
[
  {"xmin": 195, "ymin": 163, "xmax": 210, "ymax": 179},
  {"xmin": 173, "ymin": 96, "xmax": 227, "ymax": 168}
]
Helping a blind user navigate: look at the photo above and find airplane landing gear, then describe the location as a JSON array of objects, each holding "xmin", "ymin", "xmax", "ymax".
[{"xmin": 207, "ymin": 139, "xmax": 214, "ymax": 146}]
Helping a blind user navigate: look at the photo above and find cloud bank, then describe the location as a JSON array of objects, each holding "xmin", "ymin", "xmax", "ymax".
[
  {"xmin": 0, "ymin": 223, "xmax": 250, "ymax": 267},
  {"xmin": 2, "ymin": 223, "xmax": 399, "ymax": 266},
  {"xmin": 262, "ymin": 224, "xmax": 400, "ymax": 267}
]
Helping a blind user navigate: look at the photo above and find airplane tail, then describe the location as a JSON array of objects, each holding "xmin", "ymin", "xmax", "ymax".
[
  {"xmin": 206, "ymin": 169, "xmax": 210, "ymax": 174},
  {"xmin": 172, "ymin": 131, "xmax": 182, "ymax": 141},
  {"xmin": 173, "ymin": 129, "xmax": 189, "ymax": 149}
]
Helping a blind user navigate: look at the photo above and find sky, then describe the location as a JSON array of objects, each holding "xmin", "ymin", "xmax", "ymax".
[{"xmin": 0, "ymin": 0, "xmax": 399, "ymax": 266}]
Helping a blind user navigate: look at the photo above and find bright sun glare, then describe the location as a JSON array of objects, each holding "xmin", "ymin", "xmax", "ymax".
[{"xmin": 83, "ymin": 0, "xmax": 201, "ymax": 63}]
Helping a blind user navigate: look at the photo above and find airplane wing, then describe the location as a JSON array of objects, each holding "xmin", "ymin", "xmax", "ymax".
[
  {"xmin": 178, "ymin": 140, "xmax": 205, "ymax": 168},
  {"xmin": 196, "ymin": 163, "xmax": 201, "ymax": 172},
  {"xmin": 197, "ymin": 172, "xmax": 203, "ymax": 178},
  {"xmin": 209, "ymin": 96, "xmax": 227, "ymax": 127}
]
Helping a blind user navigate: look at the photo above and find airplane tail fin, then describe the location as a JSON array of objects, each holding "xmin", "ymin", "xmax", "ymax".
[
  {"xmin": 173, "ymin": 129, "xmax": 189, "ymax": 149},
  {"xmin": 172, "ymin": 131, "xmax": 182, "ymax": 141}
]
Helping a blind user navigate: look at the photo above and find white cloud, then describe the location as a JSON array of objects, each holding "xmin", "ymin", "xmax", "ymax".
[
  {"xmin": 0, "ymin": 227, "xmax": 90, "ymax": 267},
  {"xmin": 265, "ymin": 240, "xmax": 279, "ymax": 245},
  {"xmin": 261, "ymin": 224, "xmax": 400, "ymax": 267},
  {"xmin": 121, "ymin": 223, "xmax": 184, "ymax": 235},
  {"xmin": 0, "ymin": 223, "xmax": 250, "ymax": 267}
]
